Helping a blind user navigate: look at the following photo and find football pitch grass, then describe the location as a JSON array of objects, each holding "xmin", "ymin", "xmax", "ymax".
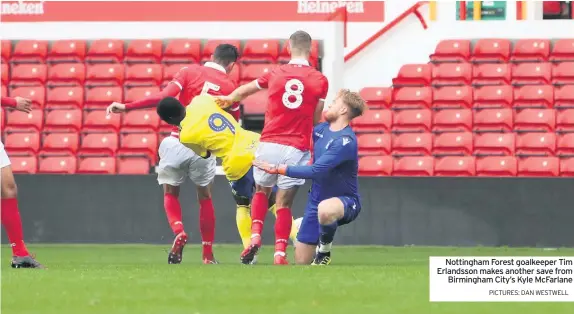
[{"xmin": 2, "ymin": 245, "xmax": 574, "ymax": 314}]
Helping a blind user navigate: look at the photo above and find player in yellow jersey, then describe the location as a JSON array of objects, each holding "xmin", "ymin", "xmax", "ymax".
[{"xmin": 156, "ymin": 95, "xmax": 298, "ymax": 260}]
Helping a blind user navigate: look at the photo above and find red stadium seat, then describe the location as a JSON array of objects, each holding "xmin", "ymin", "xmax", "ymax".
[
  {"xmin": 85, "ymin": 86, "xmax": 123, "ymax": 109},
  {"xmin": 242, "ymin": 90, "xmax": 267, "ymax": 116},
  {"xmin": 476, "ymin": 156, "xmax": 517, "ymax": 177},
  {"xmin": 240, "ymin": 64, "xmax": 277, "ymax": 85},
  {"xmin": 471, "ymin": 39, "xmax": 511, "ymax": 63},
  {"xmin": 555, "ymin": 85, "xmax": 574, "ymax": 109},
  {"xmin": 125, "ymin": 40, "xmax": 163, "ymax": 63},
  {"xmin": 121, "ymin": 109, "xmax": 160, "ymax": 133},
  {"xmin": 433, "ymin": 132, "xmax": 473, "ymax": 156},
  {"xmin": 159, "ymin": 120, "xmax": 174, "ymax": 134},
  {"xmin": 473, "ymin": 108, "xmax": 513, "ymax": 132},
  {"xmin": 79, "ymin": 133, "xmax": 119, "ymax": 156},
  {"xmin": 550, "ymin": 39, "xmax": 574, "ymax": 62},
  {"xmin": 1, "ymin": 40, "xmax": 11, "ymax": 63},
  {"xmin": 557, "ymin": 133, "xmax": 574, "ymax": 156},
  {"xmin": 47, "ymin": 63, "xmax": 86, "ymax": 87},
  {"xmin": 357, "ymin": 133, "xmax": 391, "ymax": 156},
  {"xmin": 359, "ymin": 87, "xmax": 392, "ymax": 109},
  {"xmin": 514, "ymin": 109, "xmax": 556, "ymax": 132},
  {"xmin": 46, "ymin": 86, "xmax": 84, "ymax": 109},
  {"xmin": 279, "ymin": 40, "xmax": 319, "ymax": 68},
  {"xmin": 242, "ymin": 40, "xmax": 280, "ymax": 63},
  {"xmin": 5, "ymin": 109, "xmax": 43, "ymax": 132},
  {"xmin": 432, "ymin": 86, "xmax": 473, "ymax": 109},
  {"xmin": 392, "ymin": 64, "xmax": 432, "ymax": 86},
  {"xmin": 77, "ymin": 157, "xmax": 117, "ymax": 174},
  {"xmin": 510, "ymin": 39, "xmax": 551, "ymax": 62},
  {"xmin": 474, "ymin": 133, "xmax": 515, "ymax": 156},
  {"xmin": 0, "ymin": 107, "xmax": 4, "ymax": 131},
  {"xmin": 518, "ymin": 157, "xmax": 559, "ymax": 177},
  {"xmin": 557, "ymin": 109, "xmax": 574, "ymax": 132},
  {"xmin": 358, "ymin": 156, "xmax": 393, "ymax": 176},
  {"xmin": 117, "ymin": 157, "xmax": 150, "ymax": 174},
  {"xmin": 511, "ymin": 63, "xmax": 551, "ymax": 85},
  {"xmin": 44, "ymin": 109, "xmax": 82, "ymax": 132},
  {"xmin": 10, "ymin": 64, "xmax": 47, "ymax": 86},
  {"xmin": 560, "ymin": 158, "xmax": 574, "ymax": 176},
  {"xmin": 429, "ymin": 40, "xmax": 471, "ymax": 63},
  {"xmin": 124, "ymin": 64, "xmax": 163, "ymax": 87},
  {"xmin": 392, "ymin": 156, "xmax": 434, "ymax": 176},
  {"xmin": 86, "ymin": 39, "xmax": 124, "ymax": 63},
  {"xmin": 83, "ymin": 110, "xmax": 121, "ymax": 132},
  {"xmin": 472, "ymin": 64, "xmax": 511, "ymax": 86},
  {"xmin": 392, "ymin": 133, "xmax": 432, "ymax": 156},
  {"xmin": 552, "ymin": 62, "xmax": 574, "ymax": 85},
  {"xmin": 163, "ymin": 39, "xmax": 201, "ymax": 64},
  {"xmin": 543, "ymin": 1, "xmax": 563, "ymax": 14},
  {"xmin": 1, "ymin": 85, "xmax": 6, "ymax": 98},
  {"xmin": 47, "ymin": 40, "xmax": 86, "ymax": 63},
  {"xmin": 9, "ymin": 86, "xmax": 45, "ymax": 108},
  {"xmin": 39, "ymin": 132, "xmax": 80, "ymax": 156},
  {"xmin": 10, "ymin": 156, "xmax": 37, "ymax": 174},
  {"xmin": 117, "ymin": 133, "xmax": 158, "ymax": 164},
  {"xmin": 11, "ymin": 40, "xmax": 48, "ymax": 63},
  {"xmin": 431, "ymin": 63, "xmax": 472, "ymax": 86},
  {"xmin": 38, "ymin": 156, "xmax": 77, "ymax": 174},
  {"xmin": 513, "ymin": 85, "xmax": 554, "ymax": 109},
  {"xmin": 391, "ymin": 87, "xmax": 432, "ymax": 109},
  {"xmin": 516, "ymin": 133, "xmax": 556, "ymax": 156},
  {"xmin": 434, "ymin": 156, "xmax": 476, "ymax": 176},
  {"xmin": 124, "ymin": 86, "xmax": 160, "ymax": 104},
  {"xmin": 2, "ymin": 63, "xmax": 9, "ymax": 85},
  {"xmin": 391, "ymin": 109, "xmax": 431, "ymax": 133},
  {"xmin": 4, "ymin": 132, "xmax": 40, "ymax": 155},
  {"xmin": 473, "ymin": 85, "xmax": 513, "ymax": 109},
  {"xmin": 162, "ymin": 64, "xmax": 188, "ymax": 87},
  {"xmin": 202, "ymin": 40, "xmax": 242, "ymax": 63},
  {"xmin": 432, "ymin": 109, "xmax": 472, "ymax": 133},
  {"xmin": 350, "ymin": 109, "xmax": 392, "ymax": 133},
  {"xmin": 85, "ymin": 64, "xmax": 125, "ymax": 87}
]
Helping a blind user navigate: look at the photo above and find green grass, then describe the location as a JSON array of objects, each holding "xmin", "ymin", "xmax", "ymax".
[{"xmin": 2, "ymin": 245, "xmax": 574, "ymax": 314}]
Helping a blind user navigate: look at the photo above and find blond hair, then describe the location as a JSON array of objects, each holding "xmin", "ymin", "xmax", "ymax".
[{"xmin": 339, "ymin": 89, "xmax": 367, "ymax": 119}]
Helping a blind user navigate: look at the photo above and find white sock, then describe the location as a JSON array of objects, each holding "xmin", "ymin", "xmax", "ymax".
[{"xmin": 318, "ymin": 242, "xmax": 332, "ymax": 253}]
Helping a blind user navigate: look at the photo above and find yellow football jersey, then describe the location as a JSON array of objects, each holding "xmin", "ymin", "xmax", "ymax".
[{"xmin": 178, "ymin": 95, "xmax": 259, "ymax": 181}]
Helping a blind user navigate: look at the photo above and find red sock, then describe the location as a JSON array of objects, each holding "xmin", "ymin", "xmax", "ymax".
[
  {"xmin": 250, "ymin": 192, "xmax": 268, "ymax": 237},
  {"xmin": 199, "ymin": 198, "xmax": 215, "ymax": 257},
  {"xmin": 1, "ymin": 198, "xmax": 29, "ymax": 257},
  {"xmin": 163, "ymin": 193, "xmax": 184, "ymax": 235},
  {"xmin": 274, "ymin": 207, "xmax": 292, "ymax": 253}
]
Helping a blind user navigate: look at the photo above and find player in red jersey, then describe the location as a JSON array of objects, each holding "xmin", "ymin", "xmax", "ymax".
[
  {"xmin": 106, "ymin": 44, "xmax": 240, "ymax": 264},
  {"xmin": 218, "ymin": 31, "xmax": 329, "ymax": 265},
  {"xmin": 0, "ymin": 96, "xmax": 44, "ymax": 268}
]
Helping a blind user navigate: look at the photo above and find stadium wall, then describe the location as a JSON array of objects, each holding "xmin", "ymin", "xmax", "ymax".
[{"xmin": 5, "ymin": 175, "xmax": 574, "ymax": 248}]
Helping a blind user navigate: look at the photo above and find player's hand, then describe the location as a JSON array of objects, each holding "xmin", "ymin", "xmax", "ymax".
[
  {"xmin": 14, "ymin": 97, "xmax": 32, "ymax": 113},
  {"xmin": 106, "ymin": 102, "xmax": 127, "ymax": 116},
  {"xmin": 253, "ymin": 160, "xmax": 287, "ymax": 175},
  {"xmin": 214, "ymin": 95, "xmax": 235, "ymax": 109}
]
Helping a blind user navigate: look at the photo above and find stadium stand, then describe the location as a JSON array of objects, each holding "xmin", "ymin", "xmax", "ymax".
[{"xmin": 1, "ymin": 38, "xmax": 573, "ymax": 177}]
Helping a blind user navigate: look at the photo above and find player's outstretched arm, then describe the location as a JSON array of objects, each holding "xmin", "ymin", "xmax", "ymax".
[
  {"xmin": 106, "ymin": 83, "xmax": 182, "ymax": 115},
  {"xmin": 217, "ymin": 81, "xmax": 260, "ymax": 109},
  {"xmin": 1, "ymin": 96, "xmax": 32, "ymax": 113}
]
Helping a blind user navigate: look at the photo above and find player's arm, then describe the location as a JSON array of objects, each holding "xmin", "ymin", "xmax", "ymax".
[
  {"xmin": 106, "ymin": 83, "xmax": 181, "ymax": 115},
  {"xmin": 313, "ymin": 75, "xmax": 329, "ymax": 125},
  {"xmin": 254, "ymin": 137, "xmax": 355, "ymax": 180},
  {"xmin": 1, "ymin": 96, "xmax": 32, "ymax": 113},
  {"xmin": 216, "ymin": 72, "xmax": 270, "ymax": 109}
]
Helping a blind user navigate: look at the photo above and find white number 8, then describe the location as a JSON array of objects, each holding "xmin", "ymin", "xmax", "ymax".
[{"xmin": 282, "ymin": 79, "xmax": 304, "ymax": 109}]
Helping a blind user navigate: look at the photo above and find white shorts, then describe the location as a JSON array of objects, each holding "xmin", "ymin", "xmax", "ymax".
[
  {"xmin": 254, "ymin": 142, "xmax": 311, "ymax": 189},
  {"xmin": 0, "ymin": 141, "xmax": 10, "ymax": 169},
  {"xmin": 157, "ymin": 136, "xmax": 216, "ymax": 187}
]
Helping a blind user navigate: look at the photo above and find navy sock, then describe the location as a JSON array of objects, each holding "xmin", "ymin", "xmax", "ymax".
[{"xmin": 319, "ymin": 221, "xmax": 338, "ymax": 249}]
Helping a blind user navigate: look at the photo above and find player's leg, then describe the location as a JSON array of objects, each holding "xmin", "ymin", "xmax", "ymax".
[
  {"xmin": 157, "ymin": 137, "xmax": 190, "ymax": 264},
  {"xmin": 313, "ymin": 196, "xmax": 360, "ymax": 265},
  {"xmin": 0, "ymin": 146, "xmax": 44, "ymax": 268},
  {"xmin": 267, "ymin": 186, "xmax": 298, "ymax": 242},
  {"xmin": 188, "ymin": 154, "xmax": 217, "ymax": 264},
  {"xmin": 294, "ymin": 200, "xmax": 320, "ymax": 265},
  {"xmin": 229, "ymin": 167, "xmax": 256, "ymax": 249}
]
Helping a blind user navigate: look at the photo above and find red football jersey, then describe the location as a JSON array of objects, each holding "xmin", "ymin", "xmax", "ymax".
[
  {"xmin": 256, "ymin": 59, "xmax": 328, "ymax": 151},
  {"xmin": 172, "ymin": 62, "xmax": 239, "ymax": 119}
]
